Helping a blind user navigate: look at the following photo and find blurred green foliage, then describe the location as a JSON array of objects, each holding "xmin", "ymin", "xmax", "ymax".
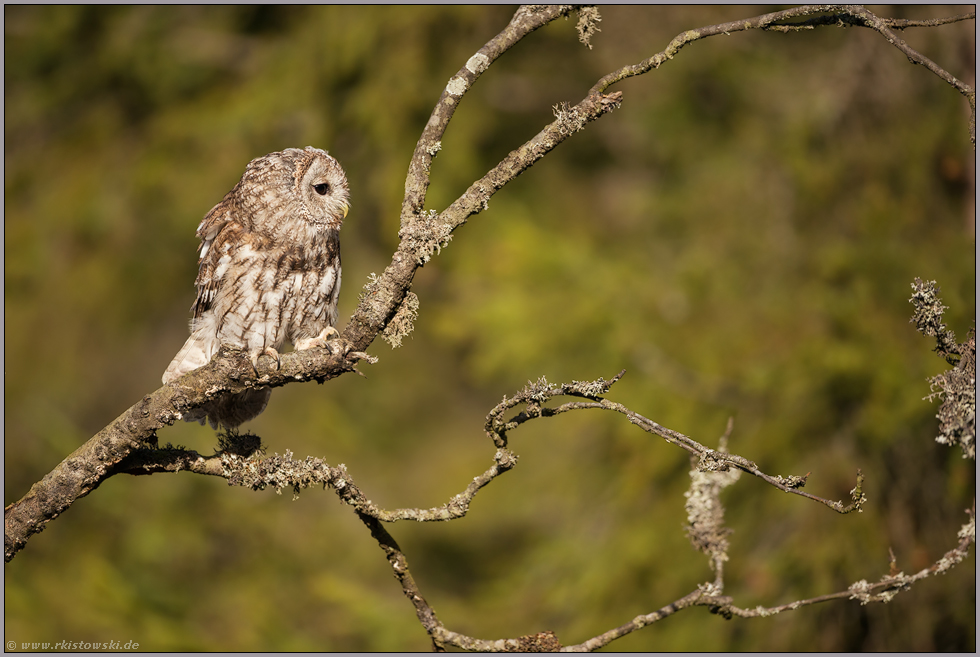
[{"xmin": 4, "ymin": 5, "xmax": 975, "ymax": 651}]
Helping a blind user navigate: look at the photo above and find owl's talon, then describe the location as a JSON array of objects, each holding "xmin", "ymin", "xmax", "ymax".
[
  {"xmin": 264, "ymin": 347, "xmax": 282, "ymax": 370},
  {"xmin": 294, "ymin": 326, "xmax": 340, "ymax": 351},
  {"xmin": 332, "ymin": 339, "xmax": 355, "ymax": 357},
  {"xmin": 250, "ymin": 347, "xmax": 281, "ymax": 373},
  {"xmin": 349, "ymin": 351, "xmax": 377, "ymax": 364}
]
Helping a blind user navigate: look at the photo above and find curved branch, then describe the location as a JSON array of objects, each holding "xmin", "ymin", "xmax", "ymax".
[
  {"xmin": 485, "ymin": 372, "xmax": 864, "ymax": 514},
  {"xmin": 113, "ymin": 438, "xmax": 519, "ymax": 528},
  {"xmin": 99, "ymin": 364, "xmax": 972, "ymax": 652},
  {"xmin": 845, "ymin": 5, "xmax": 974, "ymax": 98},
  {"xmin": 590, "ymin": 5, "xmax": 974, "ymax": 99},
  {"xmin": 586, "ymin": 4, "xmax": 975, "ymax": 139}
]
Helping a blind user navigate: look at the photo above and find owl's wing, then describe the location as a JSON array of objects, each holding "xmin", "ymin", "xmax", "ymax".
[
  {"xmin": 163, "ymin": 199, "xmax": 245, "ymax": 384},
  {"xmin": 191, "ymin": 198, "xmax": 246, "ymax": 321}
]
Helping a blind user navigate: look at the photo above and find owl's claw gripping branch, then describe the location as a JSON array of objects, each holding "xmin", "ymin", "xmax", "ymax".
[
  {"xmin": 253, "ymin": 346, "xmax": 282, "ymax": 372},
  {"xmin": 294, "ymin": 325, "xmax": 341, "ymax": 351}
]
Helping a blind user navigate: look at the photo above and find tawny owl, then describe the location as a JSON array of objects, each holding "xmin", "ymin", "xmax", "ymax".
[{"xmin": 163, "ymin": 146, "xmax": 350, "ymax": 429}]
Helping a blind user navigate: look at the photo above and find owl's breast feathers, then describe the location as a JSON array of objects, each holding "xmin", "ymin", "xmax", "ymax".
[
  {"xmin": 191, "ymin": 207, "xmax": 339, "ymax": 321},
  {"xmin": 271, "ymin": 241, "xmax": 339, "ymax": 286}
]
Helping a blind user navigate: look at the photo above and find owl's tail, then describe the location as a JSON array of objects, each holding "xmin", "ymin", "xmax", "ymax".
[
  {"xmin": 162, "ymin": 331, "xmax": 214, "ymax": 384},
  {"xmin": 187, "ymin": 387, "xmax": 272, "ymax": 430},
  {"xmin": 163, "ymin": 324, "xmax": 271, "ymax": 429}
]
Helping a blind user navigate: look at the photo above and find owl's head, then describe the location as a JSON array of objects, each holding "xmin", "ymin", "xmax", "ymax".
[
  {"xmin": 289, "ymin": 146, "xmax": 350, "ymax": 230},
  {"xmin": 240, "ymin": 146, "xmax": 351, "ymax": 233}
]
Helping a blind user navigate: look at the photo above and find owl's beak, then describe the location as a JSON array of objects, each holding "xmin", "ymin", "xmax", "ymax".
[{"xmin": 341, "ymin": 202, "xmax": 350, "ymax": 219}]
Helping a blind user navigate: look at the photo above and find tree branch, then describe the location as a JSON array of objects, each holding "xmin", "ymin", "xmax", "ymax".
[
  {"xmin": 881, "ymin": 12, "xmax": 976, "ymax": 30},
  {"xmin": 586, "ymin": 4, "xmax": 974, "ymax": 103},
  {"xmin": 486, "ymin": 372, "xmax": 865, "ymax": 514},
  {"xmin": 560, "ymin": 500, "xmax": 974, "ymax": 651},
  {"xmin": 564, "ymin": 587, "xmax": 730, "ymax": 653},
  {"xmin": 343, "ymin": 5, "xmax": 579, "ymax": 352},
  {"xmin": 845, "ymin": 5, "xmax": 975, "ymax": 104},
  {"xmin": 4, "ymin": 343, "xmax": 375, "ymax": 561},
  {"xmin": 348, "ymin": 4, "xmax": 976, "ymax": 359},
  {"xmin": 399, "ymin": 5, "xmax": 576, "ymax": 225}
]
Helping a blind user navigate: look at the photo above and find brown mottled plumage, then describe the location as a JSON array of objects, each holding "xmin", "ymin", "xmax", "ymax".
[{"xmin": 163, "ymin": 146, "xmax": 350, "ymax": 429}]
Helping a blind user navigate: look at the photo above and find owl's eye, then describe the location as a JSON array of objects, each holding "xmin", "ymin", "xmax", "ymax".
[{"xmin": 313, "ymin": 183, "xmax": 330, "ymax": 196}]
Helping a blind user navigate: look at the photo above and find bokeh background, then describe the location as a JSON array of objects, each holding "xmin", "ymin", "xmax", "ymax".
[{"xmin": 5, "ymin": 5, "xmax": 975, "ymax": 651}]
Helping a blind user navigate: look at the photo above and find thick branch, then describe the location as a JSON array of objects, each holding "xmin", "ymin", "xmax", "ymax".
[
  {"xmin": 4, "ymin": 343, "xmax": 373, "ymax": 561},
  {"xmin": 6, "ymin": 9, "xmax": 584, "ymax": 560}
]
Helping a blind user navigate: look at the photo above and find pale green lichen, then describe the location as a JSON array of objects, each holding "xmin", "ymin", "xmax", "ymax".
[
  {"xmin": 400, "ymin": 210, "xmax": 454, "ymax": 265},
  {"xmin": 446, "ymin": 76, "xmax": 468, "ymax": 97},
  {"xmin": 382, "ymin": 291, "xmax": 419, "ymax": 349},
  {"xmin": 685, "ymin": 465, "xmax": 739, "ymax": 573},
  {"xmin": 465, "ymin": 52, "xmax": 489, "ymax": 75},
  {"xmin": 910, "ymin": 279, "xmax": 976, "ymax": 460},
  {"xmin": 575, "ymin": 6, "xmax": 601, "ymax": 49}
]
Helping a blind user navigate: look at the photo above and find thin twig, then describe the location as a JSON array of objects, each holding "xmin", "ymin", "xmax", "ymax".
[
  {"xmin": 763, "ymin": 10, "xmax": 976, "ymax": 31},
  {"xmin": 563, "ymin": 587, "xmax": 729, "ymax": 652},
  {"xmin": 845, "ymin": 5, "xmax": 974, "ymax": 98},
  {"xmin": 882, "ymin": 12, "xmax": 976, "ymax": 30},
  {"xmin": 487, "ymin": 375, "xmax": 865, "ymax": 514},
  {"xmin": 400, "ymin": 5, "xmax": 575, "ymax": 225}
]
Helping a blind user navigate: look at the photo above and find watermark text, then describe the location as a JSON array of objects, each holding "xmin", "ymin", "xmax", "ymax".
[{"xmin": 7, "ymin": 639, "xmax": 140, "ymax": 651}]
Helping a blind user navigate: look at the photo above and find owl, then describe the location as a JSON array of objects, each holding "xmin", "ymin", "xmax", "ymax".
[{"xmin": 163, "ymin": 146, "xmax": 350, "ymax": 430}]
